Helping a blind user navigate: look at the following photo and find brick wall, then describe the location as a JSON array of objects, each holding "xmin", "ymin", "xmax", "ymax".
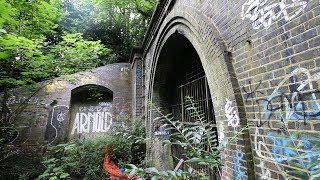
[
  {"xmin": 1, "ymin": 63, "xmax": 132, "ymax": 145},
  {"xmin": 139, "ymin": 0, "xmax": 320, "ymax": 179},
  {"xmin": 131, "ymin": 52, "xmax": 144, "ymax": 117}
]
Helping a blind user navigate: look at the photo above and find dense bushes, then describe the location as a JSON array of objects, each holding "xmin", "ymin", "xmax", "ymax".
[
  {"xmin": 0, "ymin": 152, "xmax": 44, "ymax": 179},
  {"xmin": 37, "ymin": 119, "xmax": 146, "ymax": 179}
]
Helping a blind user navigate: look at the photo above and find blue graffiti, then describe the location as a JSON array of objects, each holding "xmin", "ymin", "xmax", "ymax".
[
  {"xmin": 267, "ymin": 131, "xmax": 298, "ymax": 163},
  {"xmin": 289, "ymin": 101, "xmax": 320, "ymax": 120},
  {"xmin": 267, "ymin": 131, "xmax": 319, "ymax": 170},
  {"xmin": 233, "ymin": 150, "xmax": 247, "ymax": 180},
  {"xmin": 255, "ymin": 92, "xmax": 320, "ymax": 127},
  {"xmin": 301, "ymin": 138, "xmax": 320, "ymax": 170}
]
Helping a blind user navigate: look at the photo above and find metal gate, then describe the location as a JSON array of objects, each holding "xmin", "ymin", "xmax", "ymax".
[{"xmin": 170, "ymin": 64, "xmax": 216, "ymax": 179}]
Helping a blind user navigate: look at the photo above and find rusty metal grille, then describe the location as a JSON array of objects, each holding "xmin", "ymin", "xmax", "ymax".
[
  {"xmin": 171, "ymin": 76, "xmax": 214, "ymax": 124},
  {"xmin": 170, "ymin": 63, "xmax": 214, "ymax": 124},
  {"xmin": 170, "ymin": 64, "xmax": 216, "ymax": 179}
]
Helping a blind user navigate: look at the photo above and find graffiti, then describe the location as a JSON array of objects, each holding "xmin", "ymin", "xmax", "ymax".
[
  {"xmin": 45, "ymin": 105, "xmax": 69, "ymax": 145},
  {"xmin": 7, "ymin": 96, "xmax": 43, "ymax": 105},
  {"xmin": 257, "ymin": 161, "xmax": 271, "ymax": 180},
  {"xmin": 79, "ymin": 103, "xmax": 112, "ymax": 112},
  {"xmin": 225, "ymin": 98, "xmax": 240, "ymax": 127},
  {"xmin": 218, "ymin": 121, "xmax": 228, "ymax": 146},
  {"xmin": 71, "ymin": 105, "xmax": 113, "ymax": 135},
  {"xmin": 3, "ymin": 121, "xmax": 47, "ymax": 144},
  {"xmin": 113, "ymin": 97, "xmax": 132, "ymax": 120},
  {"xmin": 241, "ymin": 68, "xmax": 320, "ymax": 177},
  {"xmin": 267, "ymin": 131, "xmax": 319, "ymax": 165},
  {"xmin": 233, "ymin": 149, "xmax": 247, "ymax": 180},
  {"xmin": 243, "ymin": 68, "xmax": 320, "ymax": 127},
  {"xmin": 113, "ymin": 97, "xmax": 131, "ymax": 113},
  {"xmin": 99, "ymin": 102, "xmax": 112, "ymax": 107},
  {"xmin": 243, "ymin": 80, "xmax": 264, "ymax": 102},
  {"xmin": 241, "ymin": 0, "xmax": 308, "ymax": 29},
  {"xmin": 254, "ymin": 127, "xmax": 284, "ymax": 173},
  {"xmin": 57, "ymin": 112, "xmax": 66, "ymax": 122},
  {"xmin": 267, "ymin": 131, "xmax": 298, "ymax": 162},
  {"xmin": 154, "ymin": 126, "xmax": 170, "ymax": 136},
  {"xmin": 221, "ymin": 163, "xmax": 232, "ymax": 180},
  {"xmin": 220, "ymin": 149, "xmax": 232, "ymax": 179},
  {"xmin": 266, "ymin": 68, "xmax": 320, "ymax": 123},
  {"xmin": 243, "ymin": 80, "xmax": 264, "ymax": 119}
]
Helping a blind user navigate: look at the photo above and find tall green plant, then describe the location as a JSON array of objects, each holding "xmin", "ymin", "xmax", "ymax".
[
  {"xmin": 126, "ymin": 97, "xmax": 252, "ymax": 179},
  {"xmin": 126, "ymin": 97, "xmax": 220, "ymax": 179}
]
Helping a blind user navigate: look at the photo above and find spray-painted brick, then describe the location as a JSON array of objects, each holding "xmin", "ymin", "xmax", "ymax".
[{"xmin": 129, "ymin": 0, "xmax": 320, "ymax": 179}]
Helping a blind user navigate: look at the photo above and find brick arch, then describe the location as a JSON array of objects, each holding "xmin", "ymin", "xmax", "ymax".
[
  {"xmin": 146, "ymin": 4, "xmax": 253, "ymax": 177},
  {"xmin": 148, "ymin": 9, "xmax": 242, "ymax": 117},
  {"xmin": 71, "ymin": 84, "xmax": 113, "ymax": 95},
  {"xmin": 148, "ymin": 9, "xmax": 242, "ymax": 129}
]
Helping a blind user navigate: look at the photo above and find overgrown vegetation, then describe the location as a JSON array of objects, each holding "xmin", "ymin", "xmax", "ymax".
[
  {"xmin": 125, "ymin": 97, "xmax": 249, "ymax": 179},
  {"xmin": 37, "ymin": 119, "xmax": 146, "ymax": 179},
  {"xmin": 0, "ymin": 150, "xmax": 45, "ymax": 179},
  {"xmin": 0, "ymin": 0, "xmax": 157, "ymax": 161}
]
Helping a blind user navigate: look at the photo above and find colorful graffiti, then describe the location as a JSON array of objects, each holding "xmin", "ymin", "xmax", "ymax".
[
  {"xmin": 244, "ymin": 68, "xmax": 320, "ymax": 178},
  {"xmin": 243, "ymin": 68, "xmax": 320, "ymax": 128},
  {"xmin": 267, "ymin": 131, "xmax": 319, "ymax": 165}
]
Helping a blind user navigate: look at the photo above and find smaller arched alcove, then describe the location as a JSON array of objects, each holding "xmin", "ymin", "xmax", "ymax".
[{"xmin": 69, "ymin": 84, "xmax": 113, "ymax": 139}]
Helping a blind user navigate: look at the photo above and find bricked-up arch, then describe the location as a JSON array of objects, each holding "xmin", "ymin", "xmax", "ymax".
[
  {"xmin": 69, "ymin": 84, "xmax": 113, "ymax": 139},
  {"xmin": 144, "ymin": 2, "xmax": 253, "ymax": 178}
]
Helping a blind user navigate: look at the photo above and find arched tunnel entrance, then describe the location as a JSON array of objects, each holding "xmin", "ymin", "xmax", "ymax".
[{"xmin": 152, "ymin": 32, "xmax": 216, "ymax": 174}]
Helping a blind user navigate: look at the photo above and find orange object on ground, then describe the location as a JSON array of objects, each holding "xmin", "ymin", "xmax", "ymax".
[
  {"xmin": 103, "ymin": 154, "xmax": 124, "ymax": 177},
  {"xmin": 103, "ymin": 147, "xmax": 137, "ymax": 180}
]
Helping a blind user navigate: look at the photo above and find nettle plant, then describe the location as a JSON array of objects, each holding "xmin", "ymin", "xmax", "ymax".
[{"xmin": 126, "ymin": 96, "xmax": 223, "ymax": 179}]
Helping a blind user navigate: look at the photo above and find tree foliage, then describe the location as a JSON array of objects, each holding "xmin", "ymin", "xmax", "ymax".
[
  {"xmin": 0, "ymin": 0, "xmax": 157, "ymax": 90},
  {"xmin": 47, "ymin": 33, "xmax": 110, "ymax": 75},
  {"xmin": 60, "ymin": 0, "xmax": 157, "ymax": 62},
  {"xmin": 0, "ymin": 0, "xmax": 63, "ymax": 89},
  {"xmin": 0, "ymin": 0, "xmax": 157, "ymax": 157}
]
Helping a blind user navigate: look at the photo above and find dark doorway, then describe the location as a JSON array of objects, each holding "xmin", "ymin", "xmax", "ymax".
[{"xmin": 153, "ymin": 33, "xmax": 216, "ymax": 177}]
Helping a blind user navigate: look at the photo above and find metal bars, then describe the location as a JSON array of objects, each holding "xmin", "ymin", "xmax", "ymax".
[
  {"xmin": 171, "ymin": 76, "xmax": 214, "ymax": 124},
  {"xmin": 169, "ymin": 64, "xmax": 216, "ymax": 179}
]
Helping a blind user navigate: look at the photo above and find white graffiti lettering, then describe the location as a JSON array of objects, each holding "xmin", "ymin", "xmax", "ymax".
[
  {"xmin": 225, "ymin": 98, "xmax": 240, "ymax": 127},
  {"xmin": 241, "ymin": 0, "xmax": 308, "ymax": 29},
  {"xmin": 71, "ymin": 111, "xmax": 113, "ymax": 134},
  {"xmin": 7, "ymin": 96, "xmax": 42, "ymax": 105},
  {"xmin": 254, "ymin": 127, "xmax": 283, "ymax": 172},
  {"xmin": 218, "ymin": 121, "xmax": 228, "ymax": 146},
  {"xmin": 57, "ymin": 112, "xmax": 66, "ymax": 122},
  {"xmin": 258, "ymin": 161, "xmax": 271, "ymax": 180}
]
